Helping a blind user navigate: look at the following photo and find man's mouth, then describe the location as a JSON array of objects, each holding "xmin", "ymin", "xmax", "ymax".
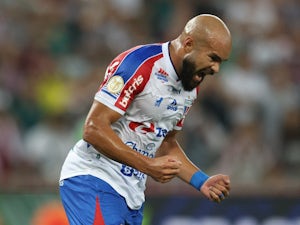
[
  {"xmin": 195, "ymin": 69, "xmax": 214, "ymax": 84},
  {"xmin": 195, "ymin": 72, "xmax": 206, "ymax": 84},
  {"xmin": 200, "ymin": 72, "xmax": 206, "ymax": 82}
]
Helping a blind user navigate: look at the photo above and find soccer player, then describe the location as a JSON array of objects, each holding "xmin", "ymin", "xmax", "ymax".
[{"xmin": 59, "ymin": 14, "xmax": 232, "ymax": 225}]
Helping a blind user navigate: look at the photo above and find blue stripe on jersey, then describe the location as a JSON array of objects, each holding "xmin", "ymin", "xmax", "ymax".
[
  {"xmin": 114, "ymin": 44, "xmax": 162, "ymax": 83},
  {"xmin": 102, "ymin": 89, "xmax": 118, "ymax": 99}
]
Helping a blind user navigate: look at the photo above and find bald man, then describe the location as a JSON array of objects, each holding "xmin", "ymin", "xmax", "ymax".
[{"xmin": 59, "ymin": 14, "xmax": 232, "ymax": 225}]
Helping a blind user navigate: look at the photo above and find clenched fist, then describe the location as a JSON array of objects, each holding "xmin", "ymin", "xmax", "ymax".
[{"xmin": 200, "ymin": 174, "xmax": 230, "ymax": 203}]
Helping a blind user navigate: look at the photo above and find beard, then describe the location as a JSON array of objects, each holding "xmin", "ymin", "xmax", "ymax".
[
  {"xmin": 179, "ymin": 57, "xmax": 214, "ymax": 91},
  {"xmin": 179, "ymin": 57, "xmax": 200, "ymax": 91}
]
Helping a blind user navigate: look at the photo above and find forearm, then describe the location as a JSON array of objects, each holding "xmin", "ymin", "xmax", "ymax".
[
  {"xmin": 157, "ymin": 136, "xmax": 231, "ymax": 202},
  {"xmin": 157, "ymin": 136, "xmax": 199, "ymax": 183},
  {"xmin": 172, "ymin": 145, "xmax": 199, "ymax": 183},
  {"xmin": 158, "ymin": 137, "xmax": 215, "ymax": 194}
]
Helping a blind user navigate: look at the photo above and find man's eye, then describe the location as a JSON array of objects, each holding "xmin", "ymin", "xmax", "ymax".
[
  {"xmin": 211, "ymin": 56, "xmax": 218, "ymax": 62},
  {"xmin": 210, "ymin": 54, "xmax": 222, "ymax": 63}
]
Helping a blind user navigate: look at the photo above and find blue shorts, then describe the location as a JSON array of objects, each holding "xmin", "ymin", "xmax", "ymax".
[{"xmin": 59, "ymin": 175, "xmax": 144, "ymax": 225}]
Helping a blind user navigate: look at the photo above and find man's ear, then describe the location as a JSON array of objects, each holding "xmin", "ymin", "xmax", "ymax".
[{"xmin": 183, "ymin": 36, "xmax": 193, "ymax": 53}]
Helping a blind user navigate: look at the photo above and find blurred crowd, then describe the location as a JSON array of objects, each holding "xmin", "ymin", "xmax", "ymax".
[{"xmin": 0, "ymin": 0, "xmax": 299, "ymax": 193}]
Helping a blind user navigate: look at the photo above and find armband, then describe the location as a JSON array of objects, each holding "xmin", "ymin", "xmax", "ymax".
[{"xmin": 189, "ymin": 170, "xmax": 209, "ymax": 190}]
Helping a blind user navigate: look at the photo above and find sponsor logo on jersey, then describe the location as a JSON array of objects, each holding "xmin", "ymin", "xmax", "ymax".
[
  {"xmin": 156, "ymin": 127, "xmax": 168, "ymax": 137},
  {"xmin": 120, "ymin": 165, "xmax": 145, "ymax": 180},
  {"xmin": 146, "ymin": 143, "xmax": 155, "ymax": 151},
  {"xmin": 167, "ymin": 99, "xmax": 178, "ymax": 111},
  {"xmin": 107, "ymin": 75, "xmax": 124, "ymax": 94},
  {"xmin": 129, "ymin": 121, "xmax": 168, "ymax": 138},
  {"xmin": 120, "ymin": 141, "xmax": 155, "ymax": 180},
  {"xmin": 129, "ymin": 121, "xmax": 155, "ymax": 134},
  {"xmin": 155, "ymin": 68, "xmax": 169, "ymax": 83},
  {"xmin": 119, "ymin": 75, "xmax": 144, "ymax": 108},
  {"xmin": 155, "ymin": 97, "xmax": 163, "ymax": 107},
  {"xmin": 125, "ymin": 141, "xmax": 155, "ymax": 158}
]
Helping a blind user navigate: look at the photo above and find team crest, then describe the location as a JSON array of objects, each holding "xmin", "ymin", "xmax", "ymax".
[{"xmin": 107, "ymin": 75, "xmax": 124, "ymax": 94}]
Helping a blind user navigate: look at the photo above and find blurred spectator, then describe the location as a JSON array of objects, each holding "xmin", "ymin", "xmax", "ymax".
[
  {"xmin": 183, "ymin": 78, "xmax": 231, "ymax": 170},
  {"xmin": 220, "ymin": 51, "xmax": 271, "ymax": 131},
  {"xmin": 0, "ymin": 89, "xmax": 24, "ymax": 183},
  {"xmin": 23, "ymin": 113, "xmax": 75, "ymax": 185},
  {"xmin": 224, "ymin": 0, "xmax": 278, "ymax": 36},
  {"xmin": 215, "ymin": 117, "xmax": 276, "ymax": 184}
]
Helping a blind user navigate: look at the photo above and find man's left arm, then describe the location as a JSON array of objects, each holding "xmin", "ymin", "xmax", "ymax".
[{"xmin": 156, "ymin": 130, "xmax": 230, "ymax": 203}]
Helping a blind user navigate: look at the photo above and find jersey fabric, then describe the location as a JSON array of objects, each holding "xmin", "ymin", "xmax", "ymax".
[{"xmin": 59, "ymin": 42, "xmax": 198, "ymax": 210}]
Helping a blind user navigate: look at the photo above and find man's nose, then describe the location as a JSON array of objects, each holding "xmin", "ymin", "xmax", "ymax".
[{"xmin": 211, "ymin": 63, "xmax": 220, "ymax": 74}]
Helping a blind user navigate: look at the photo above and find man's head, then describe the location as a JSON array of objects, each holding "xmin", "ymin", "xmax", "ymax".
[{"xmin": 172, "ymin": 14, "xmax": 232, "ymax": 91}]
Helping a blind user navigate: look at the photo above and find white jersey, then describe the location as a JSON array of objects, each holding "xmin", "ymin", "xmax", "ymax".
[{"xmin": 60, "ymin": 42, "xmax": 199, "ymax": 209}]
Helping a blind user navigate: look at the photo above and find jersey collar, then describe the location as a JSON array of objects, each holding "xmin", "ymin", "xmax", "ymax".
[{"xmin": 162, "ymin": 42, "xmax": 180, "ymax": 83}]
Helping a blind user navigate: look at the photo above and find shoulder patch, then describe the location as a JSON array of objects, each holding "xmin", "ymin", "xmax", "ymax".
[{"xmin": 107, "ymin": 76, "xmax": 124, "ymax": 94}]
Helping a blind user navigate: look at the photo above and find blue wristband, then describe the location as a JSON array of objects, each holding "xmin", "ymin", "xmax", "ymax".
[{"xmin": 190, "ymin": 171, "xmax": 210, "ymax": 190}]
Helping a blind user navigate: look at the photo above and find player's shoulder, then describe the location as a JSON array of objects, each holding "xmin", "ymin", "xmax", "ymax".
[
  {"xmin": 111, "ymin": 43, "xmax": 163, "ymax": 68},
  {"xmin": 125, "ymin": 43, "xmax": 163, "ymax": 57}
]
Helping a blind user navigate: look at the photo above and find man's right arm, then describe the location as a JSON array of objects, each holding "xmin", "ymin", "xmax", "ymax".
[{"xmin": 82, "ymin": 100, "xmax": 182, "ymax": 183}]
